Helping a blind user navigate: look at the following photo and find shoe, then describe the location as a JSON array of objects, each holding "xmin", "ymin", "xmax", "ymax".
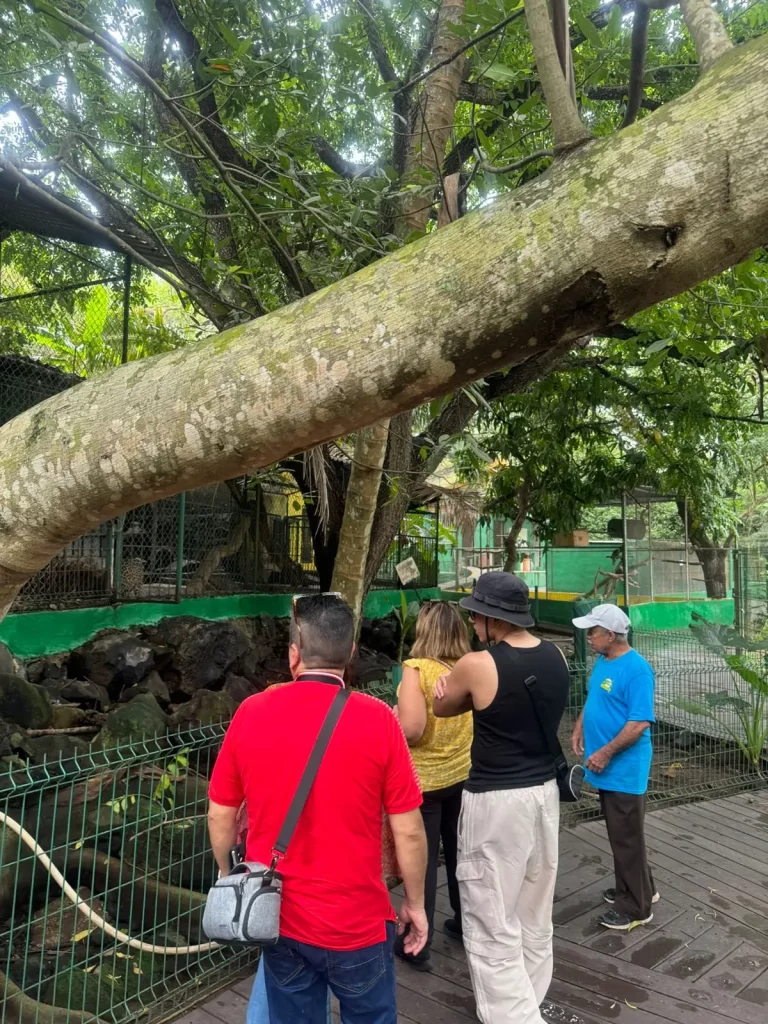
[
  {"xmin": 394, "ymin": 947, "xmax": 433, "ymax": 972},
  {"xmin": 600, "ymin": 909, "xmax": 653, "ymax": 931},
  {"xmin": 603, "ymin": 888, "xmax": 660, "ymax": 905},
  {"xmin": 443, "ymin": 918, "xmax": 463, "ymax": 941}
]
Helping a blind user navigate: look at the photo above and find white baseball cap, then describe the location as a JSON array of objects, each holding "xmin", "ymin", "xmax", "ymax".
[{"xmin": 572, "ymin": 604, "xmax": 631, "ymax": 633}]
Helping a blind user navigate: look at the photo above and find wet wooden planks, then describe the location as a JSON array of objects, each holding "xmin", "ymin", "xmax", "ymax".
[{"xmin": 172, "ymin": 790, "xmax": 768, "ymax": 1024}]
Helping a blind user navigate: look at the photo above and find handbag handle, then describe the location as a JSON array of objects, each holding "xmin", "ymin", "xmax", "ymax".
[{"xmin": 267, "ymin": 687, "xmax": 350, "ymax": 875}]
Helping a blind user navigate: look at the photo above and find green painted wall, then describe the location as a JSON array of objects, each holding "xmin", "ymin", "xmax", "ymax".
[
  {"xmin": 628, "ymin": 598, "xmax": 735, "ymax": 632},
  {"xmin": 0, "ymin": 589, "xmax": 455, "ymax": 659}
]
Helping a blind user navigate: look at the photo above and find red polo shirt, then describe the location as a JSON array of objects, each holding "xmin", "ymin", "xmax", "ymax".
[{"xmin": 208, "ymin": 675, "xmax": 422, "ymax": 951}]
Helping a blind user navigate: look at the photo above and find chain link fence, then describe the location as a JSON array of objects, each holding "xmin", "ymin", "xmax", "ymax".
[{"xmin": 0, "ymin": 724, "xmax": 255, "ymax": 1024}]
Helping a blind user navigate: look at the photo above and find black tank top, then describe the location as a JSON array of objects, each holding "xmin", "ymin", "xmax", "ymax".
[{"xmin": 465, "ymin": 640, "xmax": 570, "ymax": 793}]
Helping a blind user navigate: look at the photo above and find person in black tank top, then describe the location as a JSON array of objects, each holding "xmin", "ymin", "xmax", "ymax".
[{"xmin": 433, "ymin": 572, "xmax": 570, "ymax": 1024}]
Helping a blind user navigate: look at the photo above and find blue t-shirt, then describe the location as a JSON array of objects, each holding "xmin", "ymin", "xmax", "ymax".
[{"xmin": 583, "ymin": 649, "xmax": 655, "ymax": 795}]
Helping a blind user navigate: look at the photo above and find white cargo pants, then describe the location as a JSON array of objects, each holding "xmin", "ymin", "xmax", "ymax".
[{"xmin": 456, "ymin": 781, "xmax": 559, "ymax": 1024}]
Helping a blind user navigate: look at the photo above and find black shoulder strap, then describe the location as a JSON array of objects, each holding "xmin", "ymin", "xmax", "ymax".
[
  {"xmin": 523, "ymin": 674, "xmax": 568, "ymax": 769},
  {"xmin": 272, "ymin": 687, "xmax": 350, "ymax": 860}
]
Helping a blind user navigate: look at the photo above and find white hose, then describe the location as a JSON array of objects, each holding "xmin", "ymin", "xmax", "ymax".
[{"xmin": 0, "ymin": 810, "xmax": 218, "ymax": 955}]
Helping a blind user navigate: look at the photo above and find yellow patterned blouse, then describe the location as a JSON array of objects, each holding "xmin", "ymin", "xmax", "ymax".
[{"xmin": 400, "ymin": 657, "xmax": 473, "ymax": 793}]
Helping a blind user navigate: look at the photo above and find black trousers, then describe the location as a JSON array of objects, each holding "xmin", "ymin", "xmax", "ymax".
[
  {"xmin": 421, "ymin": 780, "xmax": 464, "ymax": 946},
  {"xmin": 600, "ymin": 790, "xmax": 655, "ymax": 919}
]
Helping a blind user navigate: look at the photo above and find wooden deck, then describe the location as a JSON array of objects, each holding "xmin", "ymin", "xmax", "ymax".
[{"xmin": 174, "ymin": 789, "xmax": 768, "ymax": 1024}]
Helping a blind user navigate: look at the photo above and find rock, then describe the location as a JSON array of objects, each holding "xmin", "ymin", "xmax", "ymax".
[
  {"xmin": 28, "ymin": 733, "xmax": 90, "ymax": 763},
  {"xmin": 68, "ymin": 630, "xmax": 154, "ymax": 696},
  {"xmin": 169, "ymin": 689, "xmax": 236, "ymax": 729},
  {"xmin": 222, "ymin": 673, "xmax": 260, "ymax": 705},
  {"xmin": 0, "ymin": 720, "xmax": 32, "ymax": 758},
  {"xmin": 29, "ymin": 888, "xmax": 105, "ymax": 951},
  {"xmin": 0, "ymin": 674, "xmax": 53, "ymax": 729},
  {"xmin": 119, "ymin": 670, "xmax": 171, "ymax": 706},
  {"xmin": 359, "ymin": 615, "xmax": 400, "ymax": 660},
  {"xmin": 142, "ymin": 617, "xmax": 250, "ymax": 694},
  {"xmin": 51, "ymin": 704, "xmax": 93, "ymax": 730},
  {"xmin": 349, "ymin": 646, "xmax": 396, "ymax": 688},
  {"xmin": 93, "ymin": 693, "xmax": 168, "ymax": 749},
  {"xmin": 60, "ymin": 678, "xmax": 111, "ymax": 710},
  {"xmin": 26, "ymin": 655, "xmax": 68, "ymax": 686},
  {"xmin": 0, "ymin": 643, "xmax": 15, "ymax": 676}
]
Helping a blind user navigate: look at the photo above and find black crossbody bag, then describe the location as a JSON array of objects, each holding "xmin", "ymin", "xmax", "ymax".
[
  {"xmin": 203, "ymin": 687, "xmax": 350, "ymax": 945},
  {"xmin": 524, "ymin": 674, "xmax": 584, "ymax": 803}
]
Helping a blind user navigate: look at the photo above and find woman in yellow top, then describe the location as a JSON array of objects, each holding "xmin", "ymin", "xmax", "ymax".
[{"xmin": 396, "ymin": 600, "xmax": 472, "ymax": 971}]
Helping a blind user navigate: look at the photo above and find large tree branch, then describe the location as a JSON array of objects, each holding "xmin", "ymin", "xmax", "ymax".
[
  {"xmin": 356, "ymin": 0, "xmax": 399, "ymax": 83},
  {"xmin": 524, "ymin": 0, "xmax": 590, "ymax": 151},
  {"xmin": 1, "ymin": 36, "xmax": 767, "ymax": 611},
  {"xmin": 679, "ymin": 0, "xmax": 734, "ymax": 73},
  {"xmin": 310, "ymin": 137, "xmax": 381, "ymax": 178}
]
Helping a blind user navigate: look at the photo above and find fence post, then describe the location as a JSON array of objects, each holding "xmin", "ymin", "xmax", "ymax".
[
  {"xmin": 621, "ymin": 491, "xmax": 630, "ymax": 612},
  {"xmin": 114, "ymin": 515, "xmax": 125, "ymax": 601},
  {"xmin": 253, "ymin": 486, "xmax": 261, "ymax": 592},
  {"xmin": 121, "ymin": 256, "xmax": 132, "ymax": 364},
  {"xmin": 175, "ymin": 492, "xmax": 186, "ymax": 602}
]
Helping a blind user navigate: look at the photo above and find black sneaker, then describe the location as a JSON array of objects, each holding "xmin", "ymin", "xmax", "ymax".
[
  {"xmin": 394, "ymin": 947, "xmax": 433, "ymax": 972},
  {"xmin": 600, "ymin": 909, "xmax": 653, "ymax": 931},
  {"xmin": 603, "ymin": 888, "xmax": 660, "ymax": 905},
  {"xmin": 443, "ymin": 918, "xmax": 463, "ymax": 941}
]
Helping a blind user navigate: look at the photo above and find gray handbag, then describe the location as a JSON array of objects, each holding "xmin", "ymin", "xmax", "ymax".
[{"xmin": 203, "ymin": 687, "xmax": 350, "ymax": 945}]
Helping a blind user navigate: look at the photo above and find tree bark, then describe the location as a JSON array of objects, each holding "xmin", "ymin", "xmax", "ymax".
[
  {"xmin": 1, "ymin": 37, "xmax": 767, "ymax": 615},
  {"xmin": 524, "ymin": 0, "xmax": 590, "ymax": 151},
  {"xmin": 503, "ymin": 486, "xmax": 531, "ymax": 572},
  {"xmin": 331, "ymin": 421, "xmax": 390, "ymax": 625},
  {"xmin": 398, "ymin": 0, "xmax": 467, "ymax": 238},
  {"xmin": 679, "ymin": 0, "xmax": 733, "ymax": 74},
  {"xmin": 676, "ymin": 500, "xmax": 730, "ymax": 599}
]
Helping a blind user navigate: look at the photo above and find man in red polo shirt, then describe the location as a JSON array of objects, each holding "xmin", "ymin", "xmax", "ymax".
[{"xmin": 208, "ymin": 594, "xmax": 428, "ymax": 1023}]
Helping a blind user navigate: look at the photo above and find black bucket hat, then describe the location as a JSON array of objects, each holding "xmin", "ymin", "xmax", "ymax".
[{"xmin": 459, "ymin": 571, "xmax": 535, "ymax": 628}]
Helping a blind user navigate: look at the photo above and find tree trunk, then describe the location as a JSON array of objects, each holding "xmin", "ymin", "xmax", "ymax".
[
  {"xmin": 503, "ymin": 486, "xmax": 531, "ymax": 572},
  {"xmin": 331, "ymin": 420, "xmax": 390, "ymax": 625},
  {"xmin": 676, "ymin": 499, "xmax": 730, "ymax": 599},
  {"xmin": 1, "ymin": 38, "xmax": 767, "ymax": 615}
]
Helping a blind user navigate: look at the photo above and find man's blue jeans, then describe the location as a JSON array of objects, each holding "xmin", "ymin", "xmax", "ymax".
[
  {"xmin": 246, "ymin": 958, "xmax": 331, "ymax": 1023},
  {"xmin": 262, "ymin": 922, "xmax": 397, "ymax": 1024}
]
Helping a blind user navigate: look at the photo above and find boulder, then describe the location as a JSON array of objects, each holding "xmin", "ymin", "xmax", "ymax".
[
  {"xmin": 28, "ymin": 733, "xmax": 90, "ymax": 764},
  {"xmin": 0, "ymin": 643, "xmax": 15, "ymax": 676},
  {"xmin": 50, "ymin": 704, "xmax": 97, "ymax": 730},
  {"xmin": 142, "ymin": 617, "xmax": 249, "ymax": 694},
  {"xmin": 93, "ymin": 693, "xmax": 168, "ymax": 749},
  {"xmin": 60, "ymin": 678, "xmax": 110, "ymax": 710},
  {"xmin": 222, "ymin": 673, "xmax": 260, "ymax": 705},
  {"xmin": 0, "ymin": 720, "xmax": 32, "ymax": 758},
  {"xmin": 0, "ymin": 674, "xmax": 53, "ymax": 729},
  {"xmin": 119, "ymin": 670, "xmax": 171, "ymax": 706},
  {"xmin": 26, "ymin": 654, "xmax": 68, "ymax": 686},
  {"xmin": 359, "ymin": 615, "xmax": 400, "ymax": 660},
  {"xmin": 348, "ymin": 647, "xmax": 397, "ymax": 688},
  {"xmin": 68, "ymin": 630, "xmax": 154, "ymax": 696},
  {"xmin": 169, "ymin": 689, "xmax": 236, "ymax": 729}
]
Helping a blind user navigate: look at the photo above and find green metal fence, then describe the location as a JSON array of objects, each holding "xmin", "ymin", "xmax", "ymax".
[{"xmin": 0, "ymin": 725, "xmax": 255, "ymax": 1024}]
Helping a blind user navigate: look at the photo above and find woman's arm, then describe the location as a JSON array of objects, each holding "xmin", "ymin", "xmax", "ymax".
[{"xmin": 397, "ymin": 665, "xmax": 428, "ymax": 743}]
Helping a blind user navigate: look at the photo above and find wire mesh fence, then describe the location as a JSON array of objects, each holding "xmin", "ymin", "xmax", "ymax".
[{"xmin": 0, "ymin": 724, "xmax": 255, "ymax": 1024}]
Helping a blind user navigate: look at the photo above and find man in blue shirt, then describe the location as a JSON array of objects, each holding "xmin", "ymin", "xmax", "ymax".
[{"xmin": 571, "ymin": 605, "xmax": 658, "ymax": 932}]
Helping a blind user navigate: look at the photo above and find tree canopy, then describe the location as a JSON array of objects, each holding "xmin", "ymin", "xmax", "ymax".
[{"xmin": 1, "ymin": 0, "xmax": 768, "ymax": 613}]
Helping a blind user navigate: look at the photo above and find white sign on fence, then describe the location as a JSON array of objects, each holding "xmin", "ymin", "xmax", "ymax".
[{"xmin": 395, "ymin": 557, "xmax": 420, "ymax": 585}]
